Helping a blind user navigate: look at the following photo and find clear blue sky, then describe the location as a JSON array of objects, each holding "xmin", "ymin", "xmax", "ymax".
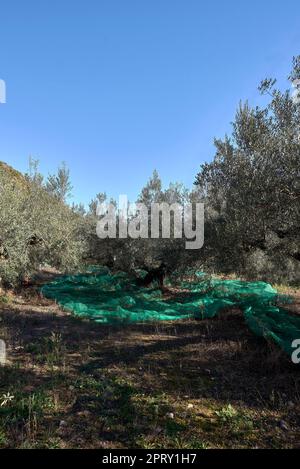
[{"xmin": 0, "ymin": 0, "xmax": 299, "ymax": 205}]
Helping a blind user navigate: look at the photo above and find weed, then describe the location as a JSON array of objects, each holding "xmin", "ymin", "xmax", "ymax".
[{"xmin": 215, "ymin": 404, "xmax": 254, "ymax": 436}]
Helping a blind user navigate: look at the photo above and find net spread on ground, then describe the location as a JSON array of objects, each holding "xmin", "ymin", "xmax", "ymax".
[{"xmin": 41, "ymin": 268, "xmax": 299, "ymax": 356}]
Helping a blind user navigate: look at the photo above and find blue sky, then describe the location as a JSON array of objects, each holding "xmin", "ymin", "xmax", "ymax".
[{"xmin": 0, "ymin": 0, "xmax": 299, "ymax": 205}]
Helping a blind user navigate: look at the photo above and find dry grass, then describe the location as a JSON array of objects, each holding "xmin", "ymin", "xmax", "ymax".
[{"xmin": 0, "ymin": 286, "xmax": 299, "ymax": 449}]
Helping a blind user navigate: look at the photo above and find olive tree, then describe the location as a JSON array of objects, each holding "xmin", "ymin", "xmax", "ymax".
[
  {"xmin": 0, "ymin": 162, "xmax": 86, "ymax": 287},
  {"xmin": 195, "ymin": 57, "xmax": 300, "ymax": 283}
]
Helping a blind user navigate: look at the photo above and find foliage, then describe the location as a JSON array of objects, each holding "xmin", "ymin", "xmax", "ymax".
[
  {"xmin": 195, "ymin": 57, "xmax": 300, "ymax": 283},
  {"xmin": 45, "ymin": 162, "xmax": 73, "ymax": 202},
  {"xmin": 86, "ymin": 170, "xmax": 200, "ymax": 276},
  {"xmin": 0, "ymin": 161, "xmax": 86, "ymax": 286}
]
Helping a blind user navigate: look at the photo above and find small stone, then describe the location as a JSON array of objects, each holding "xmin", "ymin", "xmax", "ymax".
[{"xmin": 166, "ymin": 412, "xmax": 174, "ymax": 419}]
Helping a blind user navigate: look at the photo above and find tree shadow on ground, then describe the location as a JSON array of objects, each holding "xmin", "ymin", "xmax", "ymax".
[{"xmin": 2, "ymin": 304, "xmax": 299, "ymax": 409}]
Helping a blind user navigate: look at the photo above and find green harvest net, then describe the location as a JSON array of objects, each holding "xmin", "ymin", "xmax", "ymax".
[{"xmin": 41, "ymin": 267, "xmax": 300, "ymax": 356}]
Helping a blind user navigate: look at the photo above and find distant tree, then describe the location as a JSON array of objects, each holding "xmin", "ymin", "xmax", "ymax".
[
  {"xmin": 88, "ymin": 192, "xmax": 107, "ymax": 216},
  {"xmin": 71, "ymin": 202, "xmax": 86, "ymax": 216},
  {"xmin": 46, "ymin": 162, "xmax": 73, "ymax": 202},
  {"xmin": 25, "ymin": 156, "xmax": 44, "ymax": 186},
  {"xmin": 138, "ymin": 169, "xmax": 162, "ymax": 205},
  {"xmin": 97, "ymin": 171, "xmax": 200, "ymax": 284}
]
